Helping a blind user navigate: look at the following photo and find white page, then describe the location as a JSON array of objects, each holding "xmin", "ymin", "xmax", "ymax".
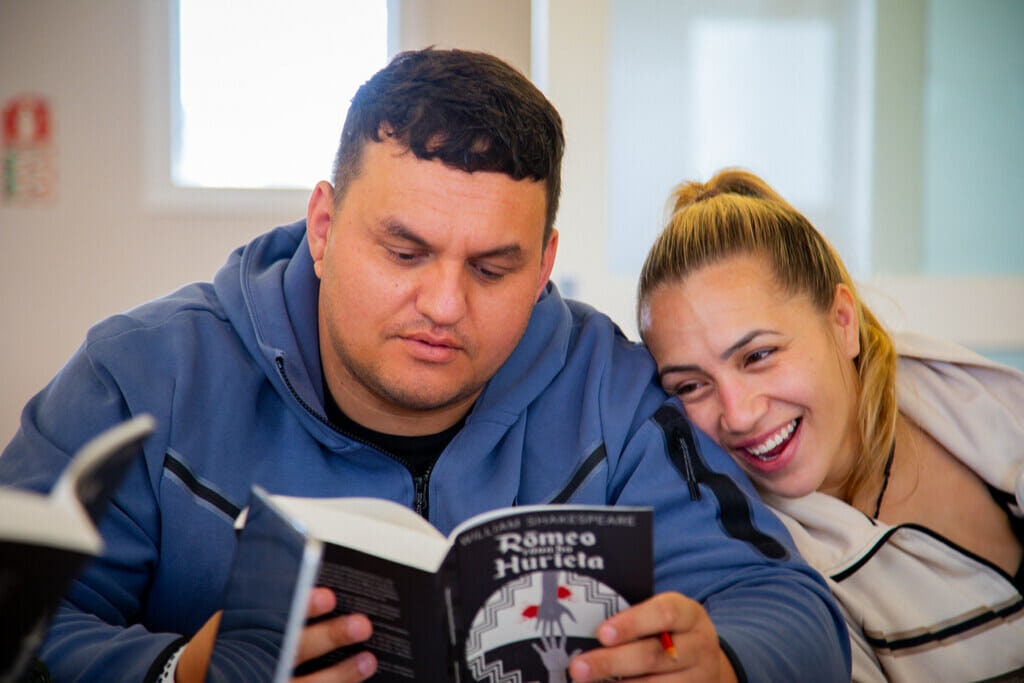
[
  {"xmin": 0, "ymin": 491, "xmax": 97, "ymax": 555},
  {"xmin": 269, "ymin": 496, "xmax": 451, "ymax": 573}
]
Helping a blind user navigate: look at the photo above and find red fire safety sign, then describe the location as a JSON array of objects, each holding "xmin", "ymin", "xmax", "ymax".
[{"xmin": 3, "ymin": 94, "xmax": 57, "ymax": 204}]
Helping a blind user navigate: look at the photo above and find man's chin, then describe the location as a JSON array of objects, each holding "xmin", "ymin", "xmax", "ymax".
[{"xmin": 376, "ymin": 379, "xmax": 481, "ymax": 414}]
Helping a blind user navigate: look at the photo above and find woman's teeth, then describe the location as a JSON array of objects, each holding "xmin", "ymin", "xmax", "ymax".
[{"xmin": 745, "ymin": 419, "xmax": 798, "ymax": 459}]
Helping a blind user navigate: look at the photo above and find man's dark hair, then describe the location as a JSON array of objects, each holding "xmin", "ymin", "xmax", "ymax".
[{"xmin": 331, "ymin": 47, "xmax": 565, "ymax": 242}]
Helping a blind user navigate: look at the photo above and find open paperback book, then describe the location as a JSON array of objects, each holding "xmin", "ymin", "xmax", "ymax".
[
  {"xmin": 0, "ymin": 414, "xmax": 155, "ymax": 683},
  {"xmin": 209, "ymin": 486, "xmax": 653, "ymax": 682}
]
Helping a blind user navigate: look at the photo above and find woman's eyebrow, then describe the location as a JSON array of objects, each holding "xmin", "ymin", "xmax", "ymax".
[
  {"xmin": 658, "ymin": 330, "xmax": 782, "ymax": 380},
  {"xmin": 720, "ymin": 330, "xmax": 779, "ymax": 360},
  {"xmin": 658, "ymin": 363, "xmax": 700, "ymax": 381}
]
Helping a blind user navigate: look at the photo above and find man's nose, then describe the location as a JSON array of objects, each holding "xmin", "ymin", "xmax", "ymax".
[{"xmin": 416, "ymin": 261, "xmax": 468, "ymax": 326}]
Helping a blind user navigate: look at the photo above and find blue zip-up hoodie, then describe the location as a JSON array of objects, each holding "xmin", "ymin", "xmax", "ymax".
[{"xmin": 0, "ymin": 220, "xmax": 849, "ymax": 681}]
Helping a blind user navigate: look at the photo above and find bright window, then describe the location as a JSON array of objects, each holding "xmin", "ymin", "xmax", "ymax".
[
  {"xmin": 606, "ymin": 0, "xmax": 874, "ymax": 277},
  {"xmin": 173, "ymin": 0, "xmax": 390, "ymax": 190}
]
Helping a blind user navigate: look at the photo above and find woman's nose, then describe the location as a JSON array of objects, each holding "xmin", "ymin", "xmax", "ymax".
[{"xmin": 718, "ymin": 381, "xmax": 765, "ymax": 435}]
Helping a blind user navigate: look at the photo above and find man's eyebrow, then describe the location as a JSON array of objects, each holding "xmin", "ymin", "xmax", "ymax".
[
  {"xmin": 475, "ymin": 244, "xmax": 525, "ymax": 261},
  {"xmin": 382, "ymin": 220, "xmax": 526, "ymax": 261},
  {"xmin": 382, "ymin": 221, "xmax": 429, "ymax": 247}
]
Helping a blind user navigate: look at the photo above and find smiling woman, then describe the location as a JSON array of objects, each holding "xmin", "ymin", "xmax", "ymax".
[
  {"xmin": 637, "ymin": 167, "xmax": 1024, "ymax": 683},
  {"xmin": 643, "ymin": 253, "xmax": 862, "ymax": 502}
]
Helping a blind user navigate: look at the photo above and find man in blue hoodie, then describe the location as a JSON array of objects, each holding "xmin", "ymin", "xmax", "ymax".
[{"xmin": 0, "ymin": 48, "xmax": 849, "ymax": 682}]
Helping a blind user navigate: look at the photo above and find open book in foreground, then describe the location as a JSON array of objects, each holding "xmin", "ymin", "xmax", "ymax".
[
  {"xmin": 210, "ymin": 487, "xmax": 653, "ymax": 682},
  {"xmin": 0, "ymin": 414, "xmax": 155, "ymax": 683}
]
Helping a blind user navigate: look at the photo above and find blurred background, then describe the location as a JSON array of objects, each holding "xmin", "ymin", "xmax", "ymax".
[{"xmin": 1, "ymin": 0, "xmax": 1021, "ymax": 445}]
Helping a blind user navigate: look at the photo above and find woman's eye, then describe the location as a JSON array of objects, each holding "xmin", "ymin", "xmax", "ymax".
[
  {"xmin": 743, "ymin": 348, "xmax": 774, "ymax": 366},
  {"xmin": 670, "ymin": 380, "xmax": 703, "ymax": 397}
]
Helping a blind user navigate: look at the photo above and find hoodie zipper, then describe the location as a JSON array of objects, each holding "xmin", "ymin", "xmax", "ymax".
[
  {"xmin": 412, "ymin": 474, "xmax": 430, "ymax": 517},
  {"xmin": 275, "ymin": 356, "xmax": 431, "ymax": 517},
  {"xmin": 652, "ymin": 405, "xmax": 703, "ymax": 502},
  {"xmin": 676, "ymin": 431, "xmax": 702, "ymax": 502}
]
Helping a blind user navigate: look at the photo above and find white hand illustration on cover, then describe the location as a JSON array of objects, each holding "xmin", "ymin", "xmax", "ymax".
[
  {"xmin": 466, "ymin": 570, "xmax": 629, "ymax": 683},
  {"xmin": 530, "ymin": 635, "xmax": 581, "ymax": 683}
]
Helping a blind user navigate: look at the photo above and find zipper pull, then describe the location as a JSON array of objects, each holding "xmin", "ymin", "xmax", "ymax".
[
  {"xmin": 677, "ymin": 433, "xmax": 702, "ymax": 502},
  {"xmin": 413, "ymin": 474, "xmax": 429, "ymax": 518}
]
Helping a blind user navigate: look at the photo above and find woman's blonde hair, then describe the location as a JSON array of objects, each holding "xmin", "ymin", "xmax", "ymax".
[{"xmin": 637, "ymin": 168, "xmax": 897, "ymax": 502}]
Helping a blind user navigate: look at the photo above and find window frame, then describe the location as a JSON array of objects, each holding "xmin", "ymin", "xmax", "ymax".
[{"xmin": 142, "ymin": 0, "xmax": 399, "ymax": 215}]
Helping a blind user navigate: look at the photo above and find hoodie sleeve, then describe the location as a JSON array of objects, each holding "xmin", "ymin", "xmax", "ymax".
[{"xmin": 0, "ymin": 333, "xmax": 188, "ymax": 681}]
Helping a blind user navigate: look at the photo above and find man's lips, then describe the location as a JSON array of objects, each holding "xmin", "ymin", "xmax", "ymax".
[
  {"xmin": 405, "ymin": 332, "xmax": 461, "ymax": 349},
  {"xmin": 399, "ymin": 331, "xmax": 466, "ymax": 363}
]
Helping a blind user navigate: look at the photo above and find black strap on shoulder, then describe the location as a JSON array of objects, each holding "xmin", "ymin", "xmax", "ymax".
[
  {"xmin": 653, "ymin": 405, "xmax": 788, "ymax": 560},
  {"xmin": 163, "ymin": 453, "xmax": 242, "ymax": 521},
  {"xmin": 550, "ymin": 444, "xmax": 608, "ymax": 504}
]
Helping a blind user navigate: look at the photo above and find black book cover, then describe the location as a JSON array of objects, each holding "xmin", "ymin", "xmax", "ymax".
[{"xmin": 212, "ymin": 489, "xmax": 652, "ymax": 683}]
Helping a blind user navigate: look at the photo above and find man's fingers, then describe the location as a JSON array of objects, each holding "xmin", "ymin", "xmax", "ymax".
[
  {"xmin": 567, "ymin": 592, "xmax": 730, "ymax": 682},
  {"xmin": 569, "ymin": 629, "xmax": 723, "ymax": 682},
  {"xmin": 287, "ymin": 588, "xmax": 377, "ymax": 681},
  {"xmin": 597, "ymin": 592, "xmax": 700, "ymax": 646},
  {"xmin": 568, "ymin": 635, "xmax": 673, "ymax": 681},
  {"xmin": 294, "ymin": 612, "xmax": 373, "ymax": 664},
  {"xmin": 292, "ymin": 650, "xmax": 377, "ymax": 683},
  {"xmin": 307, "ymin": 587, "xmax": 336, "ymax": 619}
]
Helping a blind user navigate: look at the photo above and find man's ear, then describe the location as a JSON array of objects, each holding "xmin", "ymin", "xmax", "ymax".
[
  {"xmin": 306, "ymin": 181, "xmax": 335, "ymax": 279},
  {"xmin": 831, "ymin": 283, "xmax": 861, "ymax": 360},
  {"xmin": 535, "ymin": 228, "xmax": 559, "ymax": 301}
]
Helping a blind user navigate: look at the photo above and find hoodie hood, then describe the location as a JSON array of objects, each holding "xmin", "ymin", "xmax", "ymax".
[{"xmin": 213, "ymin": 221, "xmax": 325, "ymax": 428}]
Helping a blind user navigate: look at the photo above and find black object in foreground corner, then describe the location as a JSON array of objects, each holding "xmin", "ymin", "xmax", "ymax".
[
  {"xmin": 209, "ymin": 487, "xmax": 653, "ymax": 682},
  {"xmin": 0, "ymin": 415, "xmax": 156, "ymax": 683}
]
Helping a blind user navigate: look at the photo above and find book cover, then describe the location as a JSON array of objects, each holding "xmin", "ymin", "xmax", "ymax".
[
  {"xmin": 0, "ymin": 414, "xmax": 155, "ymax": 683},
  {"xmin": 211, "ymin": 487, "xmax": 652, "ymax": 682}
]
